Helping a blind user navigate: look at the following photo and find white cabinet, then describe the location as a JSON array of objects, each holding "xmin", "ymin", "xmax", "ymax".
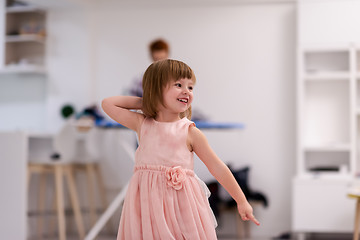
[
  {"xmin": 293, "ymin": 0, "xmax": 360, "ymax": 236},
  {"xmin": 1, "ymin": 1, "xmax": 46, "ymax": 73},
  {"xmin": 294, "ymin": 42, "xmax": 360, "ymax": 233},
  {"xmin": 0, "ymin": 131, "xmax": 27, "ymax": 240},
  {"xmin": 292, "ymin": 178, "xmax": 354, "ymax": 233},
  {"xmin": 293, "ymin": 43, "xmax": 357, "ymax": 235}
]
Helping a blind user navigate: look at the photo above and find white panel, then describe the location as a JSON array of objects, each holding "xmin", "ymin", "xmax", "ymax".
[
  {"xmin": 299, "ymin": 0, "xmax": 360, "ymax": 44},
  {"xmin": 292, "ymin": 178, "xmax": 354, "ymax": 232},
  {"xmin": 0, "ymin": 131, "xmax": 27, "ymax": 240}
]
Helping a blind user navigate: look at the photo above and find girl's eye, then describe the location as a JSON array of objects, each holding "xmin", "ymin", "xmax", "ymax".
[
  {"xmin": 175, "ymin": 83, "xmax": 182, "ymax": 87},
  {"xmin": 188, "ymin": 86, "xmax": 193, "ymax": 91}
]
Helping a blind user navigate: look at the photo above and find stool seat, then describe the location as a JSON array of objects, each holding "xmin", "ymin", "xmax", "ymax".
[{"xmin": 349, "ymin": 193, "xmax": 360, "ymax": 198}]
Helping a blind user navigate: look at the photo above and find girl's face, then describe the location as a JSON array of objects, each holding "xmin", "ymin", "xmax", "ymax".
[{"xmin": 161, "ymin": 78, "xmax": 194, "ymax": 116}]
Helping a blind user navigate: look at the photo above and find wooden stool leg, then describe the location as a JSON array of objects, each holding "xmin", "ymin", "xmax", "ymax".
[
  {"xmin": 244, "ymin": 221, "xmax": 250, "ymax": 239},
  {"xmin": 55, "ymin": 165, "xmax": 66, "ymax": 240},
  {"xmin": 95, "ymin": 164, "xmax": 114, "ymax": 233},
  {"xmin": 27, "ymin": 167, "xmax": 33, "ymax": 238},
  {"xmin": 27, "ymin": 167, "xmax": 32, "ymax": 191},
  {"xmin": 65, "ymin": 166, "xmax": 85, "ymax": 239},
  {"xmin": 86, "ymin": 163, "xmax": 97, "ymax": 227},
  {"xmin": 354, "ymin": 198, "xmax": 360, "ymax": 240},
  {"xmin": 236, "ymin": 211, "xmax": 244, "ymax": 239},
  {"xmin": 49, "ymin": 189, "xmax": 57, "ymax": 237},
  {"xmin": 37, "ymin": 172, "xmax": 47, "ymax": 239}
]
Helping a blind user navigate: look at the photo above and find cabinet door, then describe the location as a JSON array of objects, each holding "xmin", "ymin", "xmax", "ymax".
[
  {"xmin": 292, "ymin": 178, "xmax": 354, "ymax": 232},
  {"xmin": 0, "ymin": 131, "xmax": 27, "ymax": 239}
]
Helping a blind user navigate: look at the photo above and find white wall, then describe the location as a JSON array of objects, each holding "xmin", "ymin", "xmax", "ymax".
[
  {"xmin": 2, "ymin": 0, "xmax": 296, "ymax": 238},
  {"xmin": 89, "ymin": 2, "xmax": 296, "ymax": 237},
  {"xmin": 45, "ymin": 6, "xmax": 94, "ymax": 131}
]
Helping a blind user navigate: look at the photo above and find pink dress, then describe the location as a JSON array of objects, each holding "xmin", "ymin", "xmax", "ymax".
[{"xmin": 117, "ymin": 117, "xmax": 217, "ymax": 240}]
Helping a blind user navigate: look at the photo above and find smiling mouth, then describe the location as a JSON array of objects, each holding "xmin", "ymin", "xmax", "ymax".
[{"xmin": 177, "ymin": 98, "xmax": 188, "ymax": 103}]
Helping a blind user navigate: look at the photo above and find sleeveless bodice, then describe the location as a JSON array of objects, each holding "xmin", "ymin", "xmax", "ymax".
[{"xmin": 135, "ymin": 117, "xmax": 195, "ymax": 169}]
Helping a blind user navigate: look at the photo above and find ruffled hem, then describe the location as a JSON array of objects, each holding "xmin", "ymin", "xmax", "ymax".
[{"xmin": 117, "ymin": 164, "xmax": 218, "ymax": 240}]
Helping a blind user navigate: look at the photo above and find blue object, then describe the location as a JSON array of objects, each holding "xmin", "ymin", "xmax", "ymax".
[
  {"xmin": 95, "ymin": 119, "xmax": 244, "ymax": 129},
  {"xmin": 194, "ymin": 120, "xmax": 244, "ymax": 129}
]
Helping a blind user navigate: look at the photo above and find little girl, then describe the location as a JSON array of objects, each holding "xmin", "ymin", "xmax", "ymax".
[{"xmin": 102, "ymin": 59, "xmax": 259, "ymax": 240}]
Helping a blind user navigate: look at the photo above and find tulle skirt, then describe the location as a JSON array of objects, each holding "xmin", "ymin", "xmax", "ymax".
[{"xmin": 117, "ymin": 165, "xmax": 217, "ymax": 240}]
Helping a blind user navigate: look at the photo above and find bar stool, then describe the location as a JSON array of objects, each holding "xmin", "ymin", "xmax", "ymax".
[
  {"xmin": 71, "ymin": 124, "xmax": 112, "ymax": 232},
  {"xmin": 348, "ymin": 192, "xmax": 360, "ymax": 240},
  {"xmin": 28, "ymin": 122, "xmax": 85, "ymax": 240}
]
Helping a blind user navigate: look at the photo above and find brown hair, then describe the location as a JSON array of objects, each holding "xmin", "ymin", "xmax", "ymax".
[
  {"xmin": 149, "ymin": 39, "xmax": 169, "ymax": 53},
  {"xmin": 142, "ymin": 59, "xmax": 196, "ymax": 120}
]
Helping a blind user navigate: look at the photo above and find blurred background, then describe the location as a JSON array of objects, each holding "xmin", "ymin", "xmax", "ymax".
[{"xmin": 1, "ymin": 0, "xmax": 360, "ymax": 239}]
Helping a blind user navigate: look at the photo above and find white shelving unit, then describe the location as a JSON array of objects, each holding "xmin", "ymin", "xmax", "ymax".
[
  {"xmin": 299, "ymin": 44, "xmax": 355, "ymax": 176},
  {"xmin": 294, "ymin": 41, "xmax": 358, "ymax": 238},
  {"xmin": 1, "ymin": 1, "xmax": 46, "ymax": 74},
  {"xmin": 293, "ymin": 1, "xmax": 360, "ymax": 238}
]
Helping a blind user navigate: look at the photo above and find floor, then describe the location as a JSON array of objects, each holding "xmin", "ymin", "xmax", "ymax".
[
  {"xmin": 27, "ymin": 222, "xmax": 354, "ymax": 240},
  {"xmin": 27, "ymin": 207, "xmax": 354, "ymax": 240},
  {"xmin": 28, "ymin": 233, "xmax": 354, "ymax": 240}
]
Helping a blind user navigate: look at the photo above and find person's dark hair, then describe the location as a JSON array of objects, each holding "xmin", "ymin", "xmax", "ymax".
[
  {"xmin": 142, "ymin": 59, "xmax": 196, "ymax": 120},
  {"xmin": 149, "ymin": 39, "xmax": 169, "ymax": 54}
]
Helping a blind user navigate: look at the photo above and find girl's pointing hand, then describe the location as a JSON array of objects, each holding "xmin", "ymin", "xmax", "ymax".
[{"xmin": 237, "ymin": 201, "xmax": 260, "ymax": 226}]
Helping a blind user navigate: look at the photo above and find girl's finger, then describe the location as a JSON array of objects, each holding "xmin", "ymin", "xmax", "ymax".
[
  {"xmin": 249, "ymin": 215, "xmax": 260, "ymax": 226},
  {"xmin": 241, "ymin": 214, "xmax": 248, "ymax": 220}
]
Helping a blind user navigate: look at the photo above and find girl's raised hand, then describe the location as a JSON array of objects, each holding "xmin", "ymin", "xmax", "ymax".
[{"xmin": 237, "ymin": 201, "xmax": 260, "ymax": 226}]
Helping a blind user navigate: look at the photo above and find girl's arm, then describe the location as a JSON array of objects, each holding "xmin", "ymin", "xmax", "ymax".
[
  {"xmin": 101, "ymin": 96, "xmax": 145, "ymax": 133},
  {"xmin": 188, "ymin": 126, "xmax": 260, "ymax": 226}
]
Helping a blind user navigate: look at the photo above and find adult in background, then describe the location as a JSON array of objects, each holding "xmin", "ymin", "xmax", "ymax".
[{"xmin": 129, "ymin": 39, "xmax": 170, "ymax": 97}]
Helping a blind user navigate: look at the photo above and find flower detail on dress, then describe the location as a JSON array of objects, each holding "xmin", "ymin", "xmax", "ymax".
[{"xmin": 165, "ymin": 166, "xmax": 186, "ymax": 190}]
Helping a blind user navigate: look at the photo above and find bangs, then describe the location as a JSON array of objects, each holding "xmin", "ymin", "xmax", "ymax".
[{"xmin": 168, "ymin": 60, "xmax": 196, "ymax": 83}]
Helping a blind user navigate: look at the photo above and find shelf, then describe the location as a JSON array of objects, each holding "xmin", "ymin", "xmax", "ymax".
[
  {"xmin": 6, "ymin": 35, "xmax": 45, "ymax": 43},
  {"xmin": 295, "ymin": 173, "xmax": 352, "ymax": 181},
  {"xmin": 0, "ymin": 65, "xmax": 46, "ymax": 74},
  {"xmin": 6, "ymin": 6, "xmax": 44, "ymax": 14},
  {"xmin": 304, "ymin": 50, "xmax": 349, "ymax": 75},
  {"xmin": 302, "ymin": 43, "xmax": 350, "ymax": 52},
  {"xmin": 27, "ymin": 131, "xmax": 54, "ymax": 138},
  {"xmin": 2, "ymin": 7, "xmax": 46, "ymax": 74},
  {"xmin": 304, "ymin": 144, "xmax": 351, "ymax": 152},
  {"xmin": 304, "ymin": 71, "xmax": 350, "ymax": 81}
]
